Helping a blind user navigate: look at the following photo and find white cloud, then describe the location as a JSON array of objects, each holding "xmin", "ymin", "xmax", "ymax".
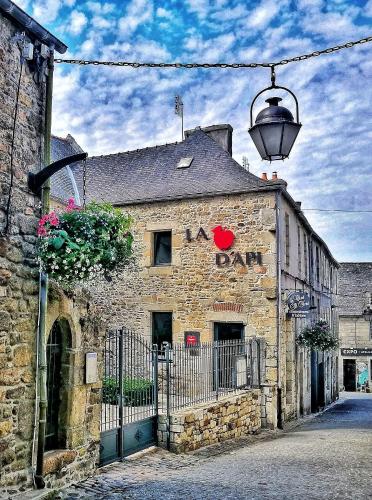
[
  {"xmin": 211, "ymin": 3, "xmax": 247, "ymax": 21},
  {"xmin": 68, "ymin": 10, "xmax": 88, "ymax": 35},
  {"xmin": 156, "ymin": 7, "xmax": 172, "ymax": 19},
  {"xmin": 86, "ymin": 1, "xmax": 115, "ymax": 14},
  {"xmin": 92, "ymin": 16, "xmax": 113, "ymax": 30},
  {"xmin": 185, "ymin": 0, "xmax": 211, "ymax": 20},
  {"xmin": 32, "ymin": 0, "xmax": 62, "ymax": 23},
  {"xmin": 247, "ymin": 0, "xmax": 282, "ymax": 29},
  {"xmin": 118, "ymin": 0, "xmax": 154, "ymax": 38},
  {"xmin": 365, "ymin": 0, "xmax": 372, "ymax": 16}
]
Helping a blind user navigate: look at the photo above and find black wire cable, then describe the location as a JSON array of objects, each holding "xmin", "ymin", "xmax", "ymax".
[{"xmin": 3, "ymin": 58, "xmax": 24, "ymax": 235}]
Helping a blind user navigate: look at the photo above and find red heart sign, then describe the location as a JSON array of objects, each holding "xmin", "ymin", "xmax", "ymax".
[{"xmin": 212, "ymin": 226, "xmax": 235, "ymax": 250}]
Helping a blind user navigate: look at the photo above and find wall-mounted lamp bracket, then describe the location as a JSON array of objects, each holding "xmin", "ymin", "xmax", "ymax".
[{"xmin": 28, "ymin": 152, "xmax": 88, "ymax": 195}]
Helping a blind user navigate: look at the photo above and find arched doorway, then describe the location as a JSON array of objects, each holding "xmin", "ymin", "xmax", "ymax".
[{"xmin": 45, "ymin": 318, "xmax": 72, "ymax": 450}]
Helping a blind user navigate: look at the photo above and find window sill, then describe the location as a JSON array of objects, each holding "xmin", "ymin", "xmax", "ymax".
[{"xmin": 148, "ymin": 265, "xmax": 173, "ymax": 276}]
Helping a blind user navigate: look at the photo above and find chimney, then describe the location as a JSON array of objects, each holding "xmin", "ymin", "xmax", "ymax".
[
  {"xmin": 184, "ymin": 124, "xmax": 233, "ymax": 156},
  {"xmin": 272, "ymin": 171, "xmax": 278, "ymax": 180},
  {"xmin": 261, "ymin": 172, "xmax": 268, "ymax": 181}
]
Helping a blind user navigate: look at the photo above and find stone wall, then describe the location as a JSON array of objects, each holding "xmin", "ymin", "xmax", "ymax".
[
  {"xmin": 0, "ymin": 13, "xmax": 106, "ymax": 495},
  {"xmin": 158, "ymin": 389, "xmax": 261, "ymax": 453},
  {"xmin": 0, "ymin": 11, "xmax": 46, "ymax": 494},
  {"xmin": 0, "ymin": 286, "xmax": 105, "ymax": 496}
]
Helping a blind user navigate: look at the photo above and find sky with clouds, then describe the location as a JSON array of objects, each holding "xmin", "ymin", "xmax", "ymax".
[{"xmin": 16, "ymin": 0, "xmax": 372, "ymax": 262}]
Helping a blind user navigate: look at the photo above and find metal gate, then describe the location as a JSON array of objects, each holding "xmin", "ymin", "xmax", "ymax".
[{"xmin": 100, "ymin": 329, "xmax": 158, "ymax": 466}]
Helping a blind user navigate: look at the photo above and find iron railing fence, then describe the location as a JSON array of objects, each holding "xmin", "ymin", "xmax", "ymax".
[
  {"xmin": 101, "ymin": 330, "xmax": 266, "ymax": 434},
  {"xmin": 158, "ymin": 337, "xmax": 265, "ymax": 414}
]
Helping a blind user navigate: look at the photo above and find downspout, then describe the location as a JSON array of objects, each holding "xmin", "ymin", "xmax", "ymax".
[
  {"xmin": 34, "ymin": 50, "xmax": 54, "ymax": 489},
  {"xmin": 275, "ymin": 190, "xmax": 283, "ymax": 429}
]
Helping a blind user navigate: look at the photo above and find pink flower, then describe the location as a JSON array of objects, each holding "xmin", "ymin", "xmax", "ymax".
[
  {"xmin": 38, "ymin": 226, "xmax": 47, "ymax": 237},
  {"xmin": 66, "ymin": 198, "xmax": 79, "ymax": 212},
  {"xmin": 39, "ymin": 215, "xmax": 48, "ymax": 227},
  {"xmin": 48, "ymin": 212, "xmax": 59, "ymax": 227}
]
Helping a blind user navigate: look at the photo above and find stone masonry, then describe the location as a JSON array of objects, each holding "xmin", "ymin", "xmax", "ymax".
[
  {"xmin": 158, "ymin": 389, "xmax": 261, "ymax": 453},
  {"xmin": 0, "ymin": 11, "xmax": 46, "ymax": 492},
  {"xmin": 0, "ymin": 9, "xmax": 106, "ymax": 496},
  {"xmin": 92, "ymin": 192, "xmax": 279, "ymax": 386}
]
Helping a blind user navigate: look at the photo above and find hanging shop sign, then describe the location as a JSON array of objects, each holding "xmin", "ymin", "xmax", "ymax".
[
  {"xmin": 286, "ymin": 291, "xmax": 310, "ymax": 318},
  {"xmin": 185, "ymin": 226, "xmax": 262, "ymax": 268},
  {"xmin": 341, "ymin": 348, "xmax": 372, "ymax": 356}
]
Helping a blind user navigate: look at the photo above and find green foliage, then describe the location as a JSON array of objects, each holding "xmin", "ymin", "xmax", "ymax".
[
  {"xmin": 296, "ymin": 320, "xmax": 339, "ymax": 351},
  {"xmin": 37, "ymin": 202, "xmax": 133, "ymax": 289},
  {"xmin": 102, "ymin": 377, "xmax": 154, "ymax": 406}
]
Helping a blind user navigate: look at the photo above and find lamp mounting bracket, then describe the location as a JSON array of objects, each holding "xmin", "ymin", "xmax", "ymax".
[{"xmin": 28, "ymin": 152, "xmax": 88, "ymax": 195}]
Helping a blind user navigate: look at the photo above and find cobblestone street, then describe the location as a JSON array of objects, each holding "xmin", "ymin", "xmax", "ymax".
[{"xmin": 60, "ymin": 392, "xmax": 372, "ymax": 500}]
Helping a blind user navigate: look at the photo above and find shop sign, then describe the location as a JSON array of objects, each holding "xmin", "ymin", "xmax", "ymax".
[
  {"xmin": 184, "ymin": 331, "xmax": 200, "ymax": 356},
  {"xmin": 341, "ymin": 348, "xmax": 372, "ymax": 356},
  {"xmin": 185, "ymin": 226, "xmax": 262, "ymax": 268},
  {"xmin": 286, "ymin": 291, "xmax": 310, "ymax": 318}
]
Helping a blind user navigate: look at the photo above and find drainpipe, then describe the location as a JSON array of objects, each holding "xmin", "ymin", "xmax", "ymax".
[
  {"xmin": 275, "ymin": 190, "xmax": 283, "ymax": 429},
  {"xmin": 34, "ymin": 50, "xmax": 54, "ymax": 489}
]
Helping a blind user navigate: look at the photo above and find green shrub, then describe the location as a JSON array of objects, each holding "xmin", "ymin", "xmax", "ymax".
[{"xmin": 102, "ymin": 377, "xmax": 154, "ymax": 406}]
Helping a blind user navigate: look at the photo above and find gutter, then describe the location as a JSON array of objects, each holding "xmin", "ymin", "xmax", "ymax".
[
  {"xmin": 0, "ymin": 0, "xmax": 67, "ymax": 54},
  {"xmin": 275, "ymin": 190, "xmax": 283, "ymax": 429},
  {"xmin": 34, "ymin": 51, "xmax": 54, "ymax": 490}
]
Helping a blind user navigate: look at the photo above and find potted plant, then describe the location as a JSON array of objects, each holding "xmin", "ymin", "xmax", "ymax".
[
  {"xmin": 37, "ymin": 199, "xmax": 133, "ymax": 289},
  {"xmin": 296, "ymin": 320, "xmax": 339, "ymax": 351}
]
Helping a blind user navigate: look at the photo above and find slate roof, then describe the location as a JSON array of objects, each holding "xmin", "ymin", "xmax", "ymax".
[
  {"xmin": 51, "ymin": 134, "xmax": 84, "ymax": 204},
  {"xmin": 338, "ymin": 263, "xmax": 372, "ymax": 316},
  {"xmin": 51, "ymin": 128, "xmax": 269, "ymax": 205}
]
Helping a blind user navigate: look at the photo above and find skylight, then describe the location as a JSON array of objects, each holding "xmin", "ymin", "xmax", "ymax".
[{"xmin": 176, "ymin": 157, "xmax": 193, "ymax": 169}]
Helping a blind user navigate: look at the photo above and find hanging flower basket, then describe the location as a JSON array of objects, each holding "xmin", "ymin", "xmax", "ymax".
[
  {"xmin": 37, "ymin": 199, "xmax": 133, "ymax": 288},
  {"xmin": 296, "ymin": 320, "xmax": 339, "ymax": 351}
]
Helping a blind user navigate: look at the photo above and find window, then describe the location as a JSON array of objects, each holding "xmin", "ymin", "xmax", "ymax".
[
  {"xmin": 370, "ymin": 321, "xmax": 372, "ymax": 341},
  {"xmin": 153, "ymin": 231, "xmax": 171, "ymax": 266},
  {"xmin": 304, "ymin": 233, "xmax": 308, "ymax": 280},
  {"xmin": 285, "ymin": 213, "xmax": 290, "ymax": 267},
  {"xmin": 152, "ymin": 312, "xmax": 172, "ymax": 349},
  {"xmin": 370, "ymin": 360, "xmax": 372, "ymax": 381},
  {"xmin": 315, "ymin": 246, "xmax": 320, "ymax": 283}
]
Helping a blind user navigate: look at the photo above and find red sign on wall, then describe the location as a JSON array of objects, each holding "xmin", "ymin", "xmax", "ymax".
[
  {"xmin": 184, "ymin": 331, "xmax": 200, "ymax": 347},
  {"xmin": 212, "ymin": 226, "xmax": 235, "ymax": 251}
]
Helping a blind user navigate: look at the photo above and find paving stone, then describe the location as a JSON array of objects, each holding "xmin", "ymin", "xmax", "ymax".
[{"xmin": 60, "ymin": 393, "xmax": 372, "ymax": 499}]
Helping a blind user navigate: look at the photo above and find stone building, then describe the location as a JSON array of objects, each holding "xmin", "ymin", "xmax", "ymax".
[
  {"xmin": 0, "ymin": 2, "xmax": 104, "ymax": 496},
  {"xmin": 51, "ymin": 124, "xmax": 339, "ymax": 426},
  {"xmin": 338, "ymin": 262, "xmax": 372, "ymax": 391}
]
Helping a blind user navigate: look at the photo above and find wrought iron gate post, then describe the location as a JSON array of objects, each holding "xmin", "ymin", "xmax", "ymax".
[
  {"xmin": 152, "ymin": 344, "xmax": 159, "ymax": 444},
  {"xmin": 165, "ymin": 342, "xmax": 171, "ymax": 450},
  {"xmin": 213, "ymin": 341, "xmax": 219, "ymax": 401},
  {"xmin": 118, "ymin": 328, "xmax": 124, "ymax": 460}
]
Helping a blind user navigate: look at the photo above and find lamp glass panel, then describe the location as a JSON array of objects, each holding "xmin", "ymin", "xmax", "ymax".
[
  {"xmin": 249, "ymin": 127, "xmax": 267, "ymax": 159},
  {"xmin": 258, "ymin": 123, "xmax": 284, "ymax": 158},
  {"xmin": 281, "ymin": 122, "xmax": 301, "ymax": 156}
]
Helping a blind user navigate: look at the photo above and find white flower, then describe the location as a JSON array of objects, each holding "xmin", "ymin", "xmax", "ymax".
[{"xmin": 66, "ymin": 248, "xmax": 71, "ymax": 253}]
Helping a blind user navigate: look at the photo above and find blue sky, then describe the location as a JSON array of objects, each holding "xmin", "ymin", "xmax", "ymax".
[{"xmin": 16, "ymin": 0, "xmax": 372, "ymax": 261}]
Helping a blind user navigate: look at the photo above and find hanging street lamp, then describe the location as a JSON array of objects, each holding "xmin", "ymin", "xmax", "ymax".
[{"xmin": 249, "ymin": 66, "xmax": 302, "ymax": 162}]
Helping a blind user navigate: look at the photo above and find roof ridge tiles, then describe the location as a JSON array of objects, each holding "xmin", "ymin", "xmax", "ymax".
[{"xmin": 88, "ymin": 140, "xmax": 181, "ymax": 160}]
